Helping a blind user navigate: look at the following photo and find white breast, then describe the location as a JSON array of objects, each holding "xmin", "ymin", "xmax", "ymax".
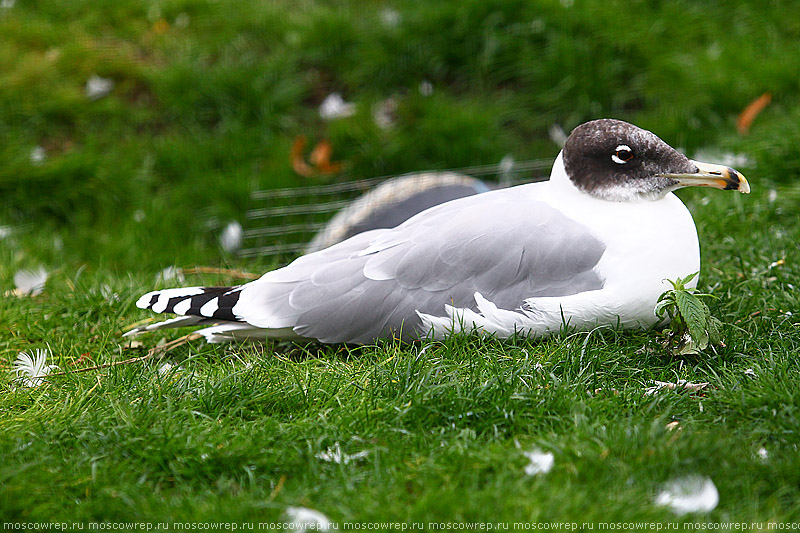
[{"xmin": 546, "ymin": 154, "xmax": 699, "ymax": 322}]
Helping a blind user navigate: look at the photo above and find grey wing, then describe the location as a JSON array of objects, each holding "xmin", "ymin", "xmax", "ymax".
[{"xmin": 234, "ymin": 186, "xmax": 606, "ymax": 343}]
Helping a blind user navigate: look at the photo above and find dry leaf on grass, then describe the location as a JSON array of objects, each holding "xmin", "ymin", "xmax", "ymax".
[
  {"xmin": 737, "ymin": 92, "xmax": 771, "ymax": 134},
  {"xmin": 291, "ymin": 136, "xmax": 344, "ymax": 178}
]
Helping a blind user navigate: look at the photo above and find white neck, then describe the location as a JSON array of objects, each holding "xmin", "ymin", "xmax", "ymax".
[{"xmin": 549, "ymin": 151, "xmax": 674, "ymax": 203}]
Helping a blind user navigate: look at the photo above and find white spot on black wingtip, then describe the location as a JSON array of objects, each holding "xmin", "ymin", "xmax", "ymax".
[
  {"xmin": 199, "ymin": 298, "xmax": 220, "ymax": 317},
  {"xmin": 173, "ymin": 299, "xmax": 191, "ymax": 315}
]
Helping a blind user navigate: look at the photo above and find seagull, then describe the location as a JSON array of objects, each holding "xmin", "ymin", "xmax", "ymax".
[{"xmin": 126, "ymin": 119, "xmax": 749, "ymax": 344}]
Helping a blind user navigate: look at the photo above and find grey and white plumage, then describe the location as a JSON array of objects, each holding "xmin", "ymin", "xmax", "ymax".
[{"xmin": 126, "ymin": 119, "xmax": 749, "ymax": 344}]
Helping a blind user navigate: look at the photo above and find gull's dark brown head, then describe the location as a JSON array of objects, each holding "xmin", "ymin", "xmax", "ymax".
[{"xmin": 562, "ymin": 119, "xmax": 750, "ymax": 201}]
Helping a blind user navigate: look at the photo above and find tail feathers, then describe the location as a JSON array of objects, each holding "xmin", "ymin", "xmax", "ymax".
[
  {"xmin": 195, "ymin": 323, "xmax": 303, "ymax": 343},
  {"xmin": 123, "ymin": 315, "xmax": 209, "ymax": 337},
  {"xmin": 129, "ymin": 285, "xmax": 300, "ymax": 343},
  {"xmin": 135, "ymin": 286, "xmax": 243, "ymax": 321}
]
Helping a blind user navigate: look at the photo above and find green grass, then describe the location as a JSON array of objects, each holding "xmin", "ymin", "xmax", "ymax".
[{"xmin": 2, "ymin": 0, "xmax": 800, "ymax": 524}]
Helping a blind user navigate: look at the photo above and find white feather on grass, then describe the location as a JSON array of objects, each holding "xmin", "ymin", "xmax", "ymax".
[
  {"xmin": 85, "ymin": 75, "xmax": 114, "ymax": 100},
  {"xmin": 156, "ymin": 266, "xmax": 185, "ymax": 284},
  {"xmin": 29, "ymin": 146, "xmax": 46, "ymax": 165},
  {"xmin": 13, "ymin": 267, "xmax": 49, "ymax": 297},
  {"xmin": 315, "ymin": 442, "xmax": 369, "ymax": 464},
  {"xmin": 219, "ymin": 221, "xmax": 243, "ymax": 253},
  {"xmin": 319, "ymin": 93, "xmax": 356, "ymax": 120},
  {"xmin": 523, "ymin": 449, "xmax": 554, "ymax": 476},
  {"xmin": 285, "ymin": 507, "xmax": 331, "ymax": 532},
  {"xmin": 654, "ymin": 476, "xmax": 719, "ymax": 515},
  {"xmin": 12, "ymin": 348, "xmax": 59, "ymax": 387}
]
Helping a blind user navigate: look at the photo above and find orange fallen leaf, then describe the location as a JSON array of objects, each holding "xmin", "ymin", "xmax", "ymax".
[
  {"xmin": 737, "ymin": 92, "xmax": 771, "ymax": 135},
  {"xmin": 290, "ymin": 135, "xmax": 344, "ymax": 177},
  {"xmin": 310, "ymin": 139, "xmax": 343, "ymax": 174},
  {"xmin": 291, "ymin": 136, "xmax": 315, "ymax": 177}
]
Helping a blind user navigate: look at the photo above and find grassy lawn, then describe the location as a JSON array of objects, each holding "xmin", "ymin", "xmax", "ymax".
[{"xmin": 2, "ymin": 0, "xmax": 800, "ymax": 524}]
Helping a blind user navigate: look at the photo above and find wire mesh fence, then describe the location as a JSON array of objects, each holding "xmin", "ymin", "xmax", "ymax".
[{"xmin": 239, "ymin": 157, "xmax": 554, "ymax": 260}]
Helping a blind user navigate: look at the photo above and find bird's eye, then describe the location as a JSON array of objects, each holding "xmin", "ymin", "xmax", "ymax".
[{"xmin": 611, "ymin": 145, "xmax": 634, "ymax": 164}]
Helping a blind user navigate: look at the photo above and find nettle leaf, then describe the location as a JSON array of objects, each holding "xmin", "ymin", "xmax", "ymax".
[
  {"xmin": 655, "ymin": 272, "xmax": 724, "ymax": 356},
  {"xmin": 654, "ymin": 292, "xmax": 676, "ymax": 320},
  {"xmin": 707, "ymin": 316, "xmax": 724, "ymax": 347},
  {"xmin": 675, "ymin": 290, "xmax": 709, "ymax": 347}
]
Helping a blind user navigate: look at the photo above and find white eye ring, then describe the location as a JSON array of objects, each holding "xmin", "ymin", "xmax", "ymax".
[{"xmin": 612, "ymin": 144, "xmax": 633, "ymax": 164}]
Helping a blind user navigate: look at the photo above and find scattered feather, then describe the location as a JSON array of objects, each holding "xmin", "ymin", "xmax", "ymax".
[
  {"xmin": 768, "ymin": 189, "xmax": 778, "ymax": 203},
  {"xmin": 592, "ymin": 387, "xmax": 619, "ymax": 396},
  {"xmin": 0, "ymin": 225, "xmax": 13, "ymax": 239},
  {"xmin": 706, "ymin": 41, "xmax": 722, "ymax": 60},
  {"xmin": 373, "ymin": 96, "xmax": 398, "ymax": 130},
  {"xmin": 13, "ymin": 266, "xmax": 49, "ymax": 297},
  {"xmin": 744, "ymin": 368, "xmax": 757, "ymax": 379},
  {"xmin": 498, "ymin": 154, "xmax": 515, "ymax": 186},
  {"xmin": 419, "ymin": 80, "xmax": 434, "ymax": 96},
  {"xmin": 29, "ymin": 146, "xmax": 46, "ymax": 165},
  {"xmin": 319, "ymin": 93, "xmax": 356, "ymax": 120},
  {"xmin": 645, "ymin": 379, "xmax": 709, "ymax": 396},
  {"xmin": 85, "ymin": 75, "xmax": 114, "ymax": 101},
  {"xmin": 12, "ymin": 348, "xmax": 59, "ymax": 387},
  {"xmin": 0, "ymin": 0, "xmax": 15, "ymax": 9},
  {"xmin": 315, "ymin": 442, "xmax": 369, "ymax": 464},
  {"xmin": 548, "ymin": 123, "xmax": 568, "ymax": 147},
  {"xmin": 96, "ymin": 283, "xmax": 120, "ymax": 303},
  {"xmin": 756, "ymin": 447, "xmax": 769, "ymax": 462},
  {"xmin": 219, "ymin": 221, "xmax": 243, "ymax": 253},
  {"xmin": 133, "ymin": 209, "xmax": 146, "ymax": 222},
  {"xmin": 156, "ymin": 266, "xmax": 185, "ymax": 284},
  {"xmin": 157, "ymin": 362, "xmax": 178, "ymax": 375},
  {"xmin": 654, "ymin": 476, "xmax": 719, "ymax": 515},
  {"xmin": 380, "ymin": 8, "xmax": 401, "ymax": 28},
  {"xmin": 523, "ymin": 449, "xmax": 554, "ymax": 476},
  {"xmin": 174, "ymin": 12, "xmax": 190, "ymax": 28},
  {"xmin": 285, "ymin": 507, "xmax": 331, "ymax": 532}
]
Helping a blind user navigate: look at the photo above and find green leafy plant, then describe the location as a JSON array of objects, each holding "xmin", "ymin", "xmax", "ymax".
[{"xmin": 654, "ymin": 272, "xmax": 724, "ymax": 355}]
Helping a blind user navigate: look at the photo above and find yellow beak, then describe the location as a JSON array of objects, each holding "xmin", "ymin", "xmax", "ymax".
[{"xmin": 660, "ymin": 161, "xmax": 750, "ymax": 193}]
